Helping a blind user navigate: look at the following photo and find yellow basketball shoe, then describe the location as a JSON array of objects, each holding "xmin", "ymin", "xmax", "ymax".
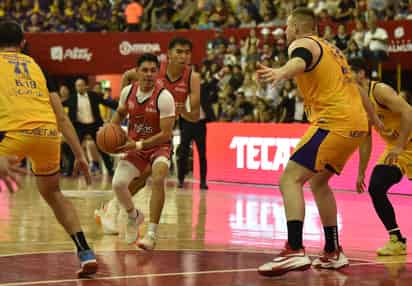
[{"xmin": 377, "ymin": 235, "xmax": 407, "ymax": 256}]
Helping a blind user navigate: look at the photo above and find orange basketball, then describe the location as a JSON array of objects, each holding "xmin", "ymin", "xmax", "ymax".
[{"xmin": 96, "ymin": 123, "xmax": 127, "ymax": 154}]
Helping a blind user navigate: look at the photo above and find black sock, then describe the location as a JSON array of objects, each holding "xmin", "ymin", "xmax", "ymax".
[
  {"xmin": 71, "ymin": 232, "xmax": 91, "ymax": 252},
  {"xmin": 324, "ymin": 226, "xmax": 339, "ymax": 253},
  {"xmin": 389, "ymin": 228, "xmax": 406, "ymax": 243},
  {"xmin": 287, "ymin": 220, "xmax": 303, "ymax": 250}
]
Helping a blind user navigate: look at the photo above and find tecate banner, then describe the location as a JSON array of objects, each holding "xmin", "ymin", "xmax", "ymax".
[{"xmin": 193, "ymin": 123, "xmax": 410, "ymax": 194}]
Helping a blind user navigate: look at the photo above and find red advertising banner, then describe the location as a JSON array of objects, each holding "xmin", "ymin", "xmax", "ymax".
[
  {"xmin": 193, "ymin": 123, "xmax": 410, "ymax": 194},
  {"xmin": 24, "ymin": 20, "xmax": 412, "ymax": 75},
  {"xmin": 24, "ymin": 30, "xmax": 213, "ymax": 75}
]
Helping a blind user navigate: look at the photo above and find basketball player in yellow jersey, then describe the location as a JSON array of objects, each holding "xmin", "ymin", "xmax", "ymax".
[
  {"xmin": 256, "ymin": 8, "xmax": 374, "ymax": 276},
  {"xmin": 352, "ymin": 60, "xmax": 412, "ymax": 256},
  {"xmin": 0, "ymin": 21, "xmax": 97, "ymax": 277}
]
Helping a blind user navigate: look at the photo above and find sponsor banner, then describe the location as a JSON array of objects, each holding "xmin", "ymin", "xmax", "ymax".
[
  {"xmin": 193, "ymin": 123, "xmax": 410, "ymax": 194},
  {"xmin": 24, "ymin": 21, "xmax": 412, "ymax": 75},
  {"xmin": 25, "ymin": 31, "xmax": 213, "ymax": 75}
]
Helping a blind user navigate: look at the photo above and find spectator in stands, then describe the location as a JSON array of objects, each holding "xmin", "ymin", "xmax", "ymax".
[
  {"xmin": 363, "ymin": 12, "xmax": 389, "ymax": 72},
  {"xmin": 317, "ymin": 8, "xmax": 334, "ymax": 34},
  {"xmin": 208, "ymin": 0, "xmax": 230, "ymax": 27},
  {"xmin": 310, "ymin": 0, "xmax": 328, "ymax": 15},
  {"xmin": 25, "ymin": 13, "xmax": 42, "ymax": 32},
  {"xmin": 335, "ymin": 0, "xmax": 356, "ymax": 22},
  {"xmin": 172, "ymin": 0, "xmax": 197, "ymax": 29},
  {"xmin": 293, "ymin": 93, "xmax": 306, "ymax": 123},
  {"xmin": 396, "ymin": 0, "xmax": 410, "ymax": 19},
  {"xmin": 352, "ymin": 19, "xmax": 367, "ymax": 49},
  {"xmin": 346, "ymin": 39, "xmax": 364, "ymax": 61},
  {"xmin": 151, "ymin": 8, "xmax": 174, "ymax": 31},
  {"xmin": 368, "ymin": 0, "xmax": 387, "ymax": 19},
  {"xmin": 59, "ymin": 84, "xmax": 71, "ymax": 102},
  {"xmin": 322, "ymin": 25, "xmax": 335, "ymax": 42},
  {"xmin": 278, "ymin": 80, "xmax": 298, "ymax": 123},
  {"xmin": 124, "ymin": 0, "xmax": 143, "ymax": 31},
  {"xmin": 334, "ymin": 24, "xmax": 350, "ymax": 52},
  {"xmin": 238, "ymin": 8, "xmax": 256, "ymax": 28}
]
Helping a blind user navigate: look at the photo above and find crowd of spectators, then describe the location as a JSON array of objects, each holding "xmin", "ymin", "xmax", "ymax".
[
  {"xmin": 1, "ymin": 0, "xmax": 411, "ymax": 33},
  {"xmin": 5, "ymin": 0, "xmax": 406, "ymax": 123}
]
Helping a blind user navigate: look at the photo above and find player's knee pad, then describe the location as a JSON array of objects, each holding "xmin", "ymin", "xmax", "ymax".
[{"xmin": 368, "ymin": 165, "xmax": 402, "ymax": 198}]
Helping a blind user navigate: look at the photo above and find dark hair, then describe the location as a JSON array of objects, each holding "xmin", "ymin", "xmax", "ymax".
[
  {"xmin": 0, "ymin": 20, "xmax": 24, "ymax": 47},
  {"xmin": 168, "ymin": 37, "xmax": 193, "ymax": 51},
  {"xmin": 349, "ymin": 58, "xmax": 369, "ymax": 75},
  {"xmin": 136, "ymin": 53, "xmax": 159, "ymax": 67}
]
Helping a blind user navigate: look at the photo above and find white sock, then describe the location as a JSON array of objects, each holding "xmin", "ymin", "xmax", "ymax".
[
  {"xmin": 127, "ymin": 208, "xmax": 137, "ymax": 219},
  {"xmin": 106, "ymin": 198, "xmax": 120, "ymax": 217},
  {"xmin": 148, "ymin": 223, "xmax": 158, "ymax": 236}
]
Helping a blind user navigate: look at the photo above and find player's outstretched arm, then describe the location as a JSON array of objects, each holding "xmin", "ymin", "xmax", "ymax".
[
  {"xmin": 49, "ymin": 93, "xmax": 91, "ymax": 184},
  {"xmin": 180, "ymin": 71, "xmax": 200, "ymax": 122},
  {"xmin": 256, "ymin": 38, "xmax": 318, "ymax": 85}
]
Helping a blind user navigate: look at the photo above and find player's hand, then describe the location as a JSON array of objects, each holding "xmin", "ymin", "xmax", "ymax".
[
  {"xmin": 116, "ymin": 138, "xmax": 137, "ymax": 153},
  {"xmin": 356, "ymin": 173, "xmax": 366, "ymax": 193},
  {"xmin": 384, "ymin": 146, "xmax": 403, "ymax": 165},
  {"xmin": 256, "ymin": 63, "xmax": 285, "ymax": 85},
  {"xmin": 371, "ymin": 114, "xmax": 384, "ymax": 133},
  {"xmin": 73, "ymin": 156, "xmax": 92, "ymax": 185},
  {"xmin": 0, "ymin": 156, "xmax": 26, "ymax": 193}
]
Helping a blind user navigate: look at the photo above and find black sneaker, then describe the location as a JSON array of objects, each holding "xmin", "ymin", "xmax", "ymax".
[
  {"xmin": 177, "ymin": 181, "xmax": 184, "ymax": 188},
  {"xmin": 200, "ymin": 183, "xmax": 208, "ymax": 190}
]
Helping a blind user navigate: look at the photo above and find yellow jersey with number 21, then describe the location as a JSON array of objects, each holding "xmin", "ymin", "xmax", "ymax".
[{"xmin": 0, "ymin": 51, "xmax": 56, "ymax": 132}]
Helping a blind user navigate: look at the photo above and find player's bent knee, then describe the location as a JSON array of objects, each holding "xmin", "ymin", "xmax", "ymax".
[
  {"xmin": 368, "ymin": 165, "xmax": 402, "ymax": 196},
  {"xmin": 112, "ymin": 177, "xmax": 129, "ymax": 192}
]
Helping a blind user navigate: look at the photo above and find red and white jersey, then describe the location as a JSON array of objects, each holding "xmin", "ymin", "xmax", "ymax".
[
  {"xmin": 120, "ymin": 82, "xmax": 175, "ymax": 144},
  {"xmin": 157, "ymin": 60, "xmax": 192, "ymax": 106}
]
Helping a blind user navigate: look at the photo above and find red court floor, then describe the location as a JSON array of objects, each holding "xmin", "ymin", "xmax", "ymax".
[{"xmin": 0, "ymin": 176, "xmax": 410, "ymax": 285}]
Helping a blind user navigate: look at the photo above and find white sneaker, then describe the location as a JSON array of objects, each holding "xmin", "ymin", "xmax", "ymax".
[
  {"xmin": 100, "ymin": 211, "xmax": 119, "ymax": 235},
  {"xmin": 125, "ymin": 209, "xmax": 144, "ymax": 244},
  {"xmin": 137, "ymin": 232, "xmax": 157, "ymax": 251},
  {"xmin": 312, "ymin": 247, "xmax": 349, "ymax": 269},
  {"xmin": 258, "ymin": 243, "xmax": 312, "ymax": 276}
]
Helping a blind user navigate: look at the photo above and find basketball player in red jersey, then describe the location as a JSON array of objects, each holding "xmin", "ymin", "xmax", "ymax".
[
  {"xmin": 105, "ymin": 53, "xmax": 175, "ymax": 245},
  {"xmin": 97, "ymin": 38, "xmax": 200, "ymax": 249}
]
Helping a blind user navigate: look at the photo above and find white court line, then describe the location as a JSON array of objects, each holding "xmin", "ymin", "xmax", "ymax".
[
  {"xmin": 0, "ymin": 268, "xmax": 257, "ymax": 286},
  {"xmin": 0, "ymin": 248, "xmax": 379, "ymax": 264},
  {"xmin": 1, "ymin": 260, "xmax": 411, "ymax": 286}
]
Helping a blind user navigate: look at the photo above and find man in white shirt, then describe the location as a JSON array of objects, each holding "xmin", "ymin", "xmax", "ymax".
[
  {"xmin": 62, "ymin": 78, "xmax": 118, "ymax": 176},
  {"xmin": 363, "ymin": 13, "xmax": 389, "ymax": 74}
]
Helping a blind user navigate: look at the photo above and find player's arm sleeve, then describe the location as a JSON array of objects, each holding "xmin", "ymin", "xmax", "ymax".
[{"xmin": 158, "ymin": 89, "xmax": 176, "ymax": 119}]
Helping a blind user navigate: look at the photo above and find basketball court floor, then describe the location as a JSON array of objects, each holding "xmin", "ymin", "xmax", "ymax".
[{"xmin": 0, "ymin": 175, "xmax": 410, "ymax": 285}]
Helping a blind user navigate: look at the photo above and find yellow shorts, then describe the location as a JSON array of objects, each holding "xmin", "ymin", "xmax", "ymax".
[
  {"xmin": 0, "ymin": 124, "xmax": 61, "ymax": 176},
  {"xmin": 378, "ymin": 144, "xmax": 412, "ymax": 179},
  {"xmin": 290, "ymin": 125, "xmax": 366, "ymax": 174}
]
